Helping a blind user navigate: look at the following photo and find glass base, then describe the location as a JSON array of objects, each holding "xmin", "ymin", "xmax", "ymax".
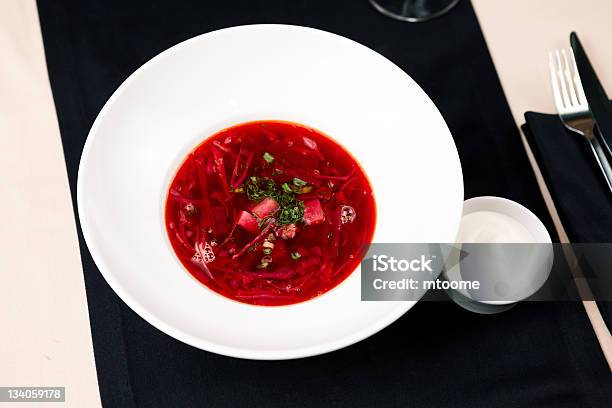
[
  {"xmin": 446, "ymin": 287, "xmax": 518, "ymax": 315},
  {"xmin": 369, "ymin": 0, "xmax": 461, "ymax": 22}
]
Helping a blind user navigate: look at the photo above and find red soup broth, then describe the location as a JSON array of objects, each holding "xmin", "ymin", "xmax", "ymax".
[{"xmin": 165, "ymin": 121, "xmax": 376, "ymax": 306}]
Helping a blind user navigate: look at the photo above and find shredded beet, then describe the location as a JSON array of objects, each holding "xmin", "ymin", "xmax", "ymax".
[
  {"xmin": 232, "ymin": 218, "xmax": 277, "ymax": 259},
  {"xmin": 194, "ymin": 157, "xmax": 212, "ymax": 230},
  {"xmin": 313, "ymin": 166, "xmax": 356, "ymax": 181},
  {"xmin": 169, "ymin": 191, "xmax": 203, "ymax": 208},
  {"xmin": 230, "ymin": 145, "xmax": 254, "ymax": 188},
  {"xmin": 174, "ymin": 230, "xmax": 194, "ymax": 253},
  {"xmin": 243, "ymin": 267, "xmax": 297, "ymax": 280},
  {"xmin": 211, "ymin": 147, "xmax": 230, "ymax": 194},
  {"xmin": 212, "ymin": 140, "xmax": 237, "ymax": 157}
]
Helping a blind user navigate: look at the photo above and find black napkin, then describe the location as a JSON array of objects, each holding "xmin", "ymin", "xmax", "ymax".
[
  {"xmin": 522, "ymin": 111, "xmax": 612, "ymax": 242},
  {"xmin": 522, "ymin": 111, "xmax": 612, "ymax": 326}
]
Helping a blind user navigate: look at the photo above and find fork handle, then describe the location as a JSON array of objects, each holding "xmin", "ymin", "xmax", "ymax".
[{"xmin": 587, "ymin": 136, "xmax": 612, "ymax": 195}]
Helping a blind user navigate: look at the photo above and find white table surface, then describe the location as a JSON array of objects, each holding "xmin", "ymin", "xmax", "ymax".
[{"xmin": 1, "ymin": 1, "xmax": 610, "ymax": 406}]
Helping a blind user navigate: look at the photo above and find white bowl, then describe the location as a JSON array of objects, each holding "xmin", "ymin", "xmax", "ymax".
[
  {"xmin": 77, "ymin": 24, "xmax": 463, "ymax": 359},
  {"xmin": 460, "ymin": 196, "xmax": 553, "ymax": 305},
  {"xmin": 445, "ymin": 196, "xmax": 553, "ymax": 308}
]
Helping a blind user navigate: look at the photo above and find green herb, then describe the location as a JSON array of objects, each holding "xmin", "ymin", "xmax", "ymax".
[
  {"xmin": 244, "ymin": 176, "xmax": 305, "ymax": 225},
  {"xmin": 245, "ymin": 177, "xmax": 277, "ymax": 201},
  {"xmin": 276, "ymin": 190, "xmax": 295, "ymax": 208},
  {"xmin": 263, "ymin": 152, "xmax": 275, "ymax": 164},
  {"xmin": 291, "ymin": 251, "xmax": 301, "ymax": 260},
  {"xmin": 292, "ymin": 178, "xmax": 307, "ymax": 187},
  {"xmin": 263, "ymin": 247, "xmax": 272, "ymax": 255},
  {"xmin": 258, "ymin": 216, "xmax": 273, "ymax": 229},
  {"xmin": 278, "ymin": 201, "xmax": 304, "ymax": 225}
]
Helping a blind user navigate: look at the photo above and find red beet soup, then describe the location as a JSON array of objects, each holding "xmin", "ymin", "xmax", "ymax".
[{"xmin": 165, "ymin": 121, "xmax": 376, "ymax": 305}]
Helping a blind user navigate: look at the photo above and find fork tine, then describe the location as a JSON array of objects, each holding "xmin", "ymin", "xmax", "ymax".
[
  {"xmin": 569, "ymin": 49, "xmax": 588, "ymax": 106},
  {"xmin": 554, "ymin": 50, "xmax": 571, "ymax": 109},
  {"xmin": 549, "ymin": 51, "xmax": 565, "ymax": 111},
  {"xmin": 561, "ymin": 49, "xmax": 579, "ymax": 106}
]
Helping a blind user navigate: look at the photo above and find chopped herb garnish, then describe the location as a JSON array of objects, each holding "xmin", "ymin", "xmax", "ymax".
[
  {"xmin": 258, "ymin": 215, "xmax": 273, "ymax": 229},
  {"xmin": 278, "ymin": 201, "xmax": 304, "ymax": 225},
  {"xmin": 292, "ymin": 178, "xmax": 307, "ymax": 187},
  {"xmin": 281, "ymin": 183, "xmax": 293, "ymax": 193},
  {"xmin": 263, "ymin": 152, "xmax": 275, "ymax": 164},
  {"xmin": 291, "ymin": 251, "xmax": 301, "ymax": 260},
  {"xmin": 245, "ymin": 177, "xmax": 277, "ymax": 201},
  {"xmin": 263, "ymin": 247, "xmax": 272, "ymax": 255},
  {"xmin": 245, "ymin": 176, "xmax": 304, "ymax": 225},
  {"xmin": 276, "ymin": 190, "xmax": 295, "ymax": 208}
]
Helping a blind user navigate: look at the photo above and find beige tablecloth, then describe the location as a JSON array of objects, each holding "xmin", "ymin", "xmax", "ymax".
[{"xmin": 0, "ymin": 0, "xmax": 100, "ymax": 406}]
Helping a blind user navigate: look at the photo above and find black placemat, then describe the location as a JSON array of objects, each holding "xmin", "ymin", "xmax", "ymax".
[
  {"xmin": 523, "ymin": 109, "xmax": 612, "ymax": 331},
  {"xmin": 37, "ymin": 1, "xmax": 612, "ymax": 407}
]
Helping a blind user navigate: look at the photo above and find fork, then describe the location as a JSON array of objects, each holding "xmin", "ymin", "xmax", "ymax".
[{"xmin": 548, "ymin": 48, "xmax": 612, "ymax": 193}]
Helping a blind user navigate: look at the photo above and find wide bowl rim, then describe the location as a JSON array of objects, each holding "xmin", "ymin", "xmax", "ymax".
[{"xmin": 77, "ymin": 24, "xmax": 462, "ymax": 359}]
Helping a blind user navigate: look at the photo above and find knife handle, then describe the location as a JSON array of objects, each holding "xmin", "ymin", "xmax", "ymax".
[
  {"xmin": 588, "ymin": 136, "xmax": 612, "ymax": 195},
  {"xmin": 594, "ymin": 126, "xmax": 612, "ymax": 159}
]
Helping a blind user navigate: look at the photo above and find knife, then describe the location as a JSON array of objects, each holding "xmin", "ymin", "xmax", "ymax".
[{"xmin": 570, "ymin": 32, "xmax": 612, "ymax": 159}]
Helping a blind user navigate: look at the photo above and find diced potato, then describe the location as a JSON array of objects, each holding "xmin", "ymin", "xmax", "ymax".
[
  {"xmin": 303, "ymin": 199, "xmax": 325, "ymax": 225},
  {"xmin": 252, "ymin": 197, "xmax": 279, "ymax": 219},
  {"xmin": 236, "ymin": 211, "xmax": 259, "ymax": 233}
]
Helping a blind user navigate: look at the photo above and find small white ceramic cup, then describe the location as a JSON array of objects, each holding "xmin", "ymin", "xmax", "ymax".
[{"xmin": 444, "ymin": 196, "xmax": 554, "ymax": 314}]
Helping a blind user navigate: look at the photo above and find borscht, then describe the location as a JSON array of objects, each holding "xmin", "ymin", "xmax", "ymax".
[{"xmin": 165, "ymin": 121, "xmax": 376, "ymax": 306}]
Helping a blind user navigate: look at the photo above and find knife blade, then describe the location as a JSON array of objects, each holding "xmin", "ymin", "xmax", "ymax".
[{"xmin": 570, "ymin": 32, "xmax": 612, "ymax": 158}]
